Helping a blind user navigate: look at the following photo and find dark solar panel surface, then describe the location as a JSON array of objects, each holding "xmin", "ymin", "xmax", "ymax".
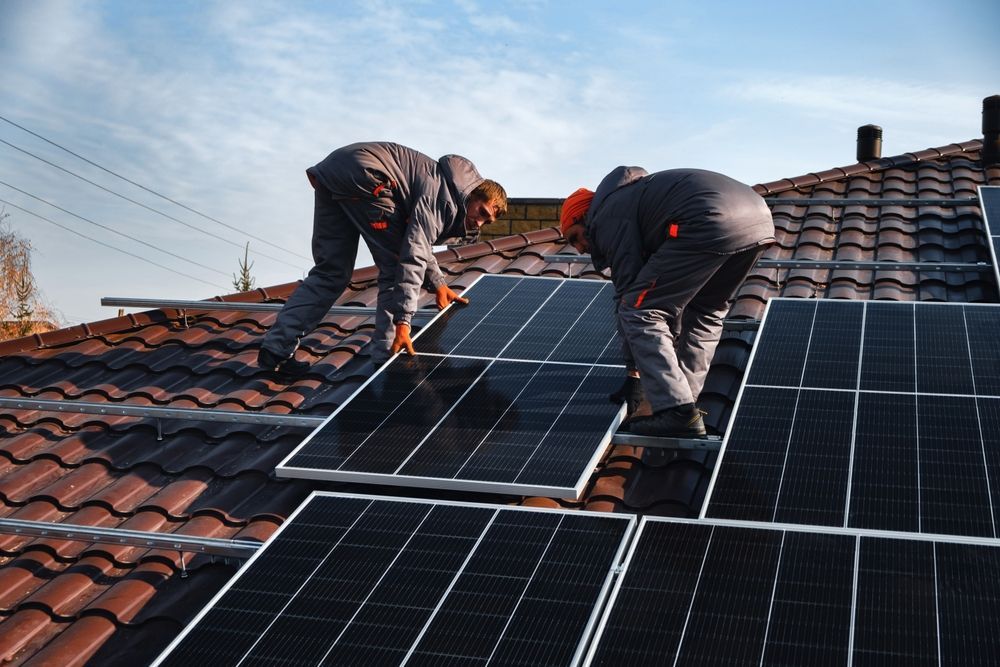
[
  {"xmin": 278, "ymin": 276, "xmax": 626, "ymax": 496},
  {"xmin": 994, "ymin": 236, "xmax": 1000, "ymax": 277},
  {"xmin": 587, "ymin": 518, "xmax": 1000, "ymax": 667},
  {"xmin": 414, "ymin": 275, "xmax": 623, "ymax": 365},
  {"xmin": 985, "ymin": 187, "xmax": 1000, "ymax": 237},
  {"xmin": 280, "ymin": 357, "xmax": 623, "ymax": 495},
  {"xmin": 157, "ymin": 494, "xmax": 633, "ymax": 667},
  {"xmin": 982, "ymin": 186, "xmax": 1000, "ymax": 311},
  {"xmin": 706, "ymin": 299, "xmax": 1000, "ymax": 539}
]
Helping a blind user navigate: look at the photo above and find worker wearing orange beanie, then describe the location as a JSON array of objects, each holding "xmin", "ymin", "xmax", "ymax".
[
  {"xmin": 561, "ymin": 166, "xmax": 774, "ymax": 438},
  {"xmin": 560, "ymin": 188, "xmax": 594, "ymax": 237}
]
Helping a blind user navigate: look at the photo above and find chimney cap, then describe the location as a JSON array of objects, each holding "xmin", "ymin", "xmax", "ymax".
[
  {"xmin": 984, "ymin": 95, "xmax": 1000, "ymax": 133},
  {"xmin": 983, "ymin": 95, "xmax": 1000, "ymax": 167},
  {"xmin": 856, "ymin": 124, "xmax": 883, "ymax": 162}
]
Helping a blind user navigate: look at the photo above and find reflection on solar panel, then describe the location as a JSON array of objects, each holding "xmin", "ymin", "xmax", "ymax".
[
  {"xmin": 586, "ymin": 517, "xmax": 1000, "ymax": 666},
  {"xmin": 980, "ymin": 186, "xmax": 1000, "ymax": 293},
  {"xmin": 277, "ymin": 275, "xmax": 627, "ymax": 497},
  {"xmin": 704, "ymin": 298, "xmax": 1000, "ymax": 538},
  {"xmin": 154, "ymin": 493, "xmax": 635, "ymax": 667},
  {"xmin": 414, "ymin": 275, "xmax": 623, "ymax": 365}
]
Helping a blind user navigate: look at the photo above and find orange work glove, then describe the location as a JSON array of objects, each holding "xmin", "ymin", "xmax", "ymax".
[
  {"xmin": 390, "ymin": 322, "xmax": 415, "ymax": 356},
  {"xmin": 435, "ymin": 284, "xmax": 470, "ymax": 310}
]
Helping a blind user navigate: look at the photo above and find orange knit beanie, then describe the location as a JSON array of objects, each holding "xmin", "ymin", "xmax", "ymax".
[{"xmin": 559, "ymin": 188, "xmax": 594, "ymax": 236}]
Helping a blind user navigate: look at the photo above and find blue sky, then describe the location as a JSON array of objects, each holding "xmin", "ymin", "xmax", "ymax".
[{"xmin": 1, "ymin": 0, "xmax": 997, "ymax": 325}]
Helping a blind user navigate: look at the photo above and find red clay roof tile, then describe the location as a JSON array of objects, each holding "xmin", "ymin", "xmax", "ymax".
[{"xmin": 0, "ymin": 141, "xmax": 998, "ymax": 663}]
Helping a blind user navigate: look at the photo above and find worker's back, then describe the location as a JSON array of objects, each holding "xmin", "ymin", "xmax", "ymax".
[{"xmin": 635, "ymin": 168, "xmax": 774, "ymax": 254}]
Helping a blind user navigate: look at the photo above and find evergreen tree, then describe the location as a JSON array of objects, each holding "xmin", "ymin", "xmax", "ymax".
[{"xmin": 232, "ymin": 242, "xmax": 256, "ymax": 292}]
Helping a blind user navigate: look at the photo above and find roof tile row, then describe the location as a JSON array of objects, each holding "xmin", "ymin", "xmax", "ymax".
[{"xmin": 0, "ymin": 140, "xmax": 997, "ymax": 664}]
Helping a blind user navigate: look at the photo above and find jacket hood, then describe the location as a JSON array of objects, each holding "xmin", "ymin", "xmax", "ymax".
[
  {"xmin": 438, "ymin": 155, "xmax": 485, "ymax": 236},
  {"xmin": 589, "ymin": 165, "xmax": 648, "ymax": 221},
  {"xmin": 438, "ymin": 154, "xmax": 485, "ymax": 202}
]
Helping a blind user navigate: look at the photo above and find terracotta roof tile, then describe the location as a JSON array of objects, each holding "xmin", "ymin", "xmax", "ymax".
[
  {"xmin": 0, "ymin": 141, "xmax": 998, "ymax": 662},
  {"xmin": 0, "ymin": 608, "xmax": 65, "ymax": 663},
  {"xmin": 460, "ymin": 253, "xmax": 515, "ymax": 275},
  {"xmin": 25, "ymin": 615, "xmax": 123, "ymax": 667}
]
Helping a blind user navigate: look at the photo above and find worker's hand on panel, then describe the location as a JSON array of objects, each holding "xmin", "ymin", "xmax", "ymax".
[
  {"xmin": 435, "ymin": 284, "xmax": 469, "ymax": 310},
  {"xmin": 390, "ymin": 323, "xmax": 416, "ymax": 356}
]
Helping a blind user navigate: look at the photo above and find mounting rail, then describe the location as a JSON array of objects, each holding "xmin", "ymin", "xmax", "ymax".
[
  {"xmin": 612, "ymin": 433, "xmax": 723, "ymax": 451},
  {"xmin": 102, "ymin": 297, "xmax": 434, "ymax": 319},
  {"xmin": 0, "ymin": 397, "xmax": 324, "ymax": 429},
  {"xmin": 763, "ymin": 197, "xmax": 977, "ymax": 206},
  {"xmin": 542, "ymin": 255, "xmax": 991, "ymax": 272},
  {"xmin": 0, "ymin": 517, "xmax": 260, "ymax": 557}
]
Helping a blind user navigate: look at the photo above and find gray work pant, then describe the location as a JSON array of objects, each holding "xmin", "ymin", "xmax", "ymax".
[
  {"xmin": 260, "ymin": 186, "xmax": 398, "ymax": 365},
  {"xmin": 618, "ymin": 244, "xmax": 767, "ymax": 412}
]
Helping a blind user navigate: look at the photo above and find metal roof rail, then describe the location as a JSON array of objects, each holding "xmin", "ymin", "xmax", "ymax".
[
  {"xmin": 763, "ymin": 197, "xmax": 978, "ymax": 206},
  {"xmin": 101, "ymin": 297, "xmax": 435, "ymax": 319},
  {"xmin": 0, "ymin": 397, "xmax": 325, "ymax": 439},
  {"xmin": 0, "ymin": 517, "xmax": 260, "ymax": 557},
  {"xmin": 612, "ymin": 433, "xmax": 723, "ymax": 451},
  {"xmin": 764, "ymin": 197, "xmax": 979, "ymax": 207},
  {"xmin": 755, "ymin": 259, "xmax": 993, "ymax": 272},
  {"xmin": 541, "ymin": 254, "xmax": 591, "ymax": 264},
  {"xmin": 542, "ymin": 255, "xmax": 993, "ymax": 273}
]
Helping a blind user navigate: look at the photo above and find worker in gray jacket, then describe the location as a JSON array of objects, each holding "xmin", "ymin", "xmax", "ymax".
[
  {"xmin": 258, "ymin": 141, "xmax": 507, "ymax": 375},
  {"xmin": 560, "ymin": 167, "xmax": 774, "ymax": 437}
]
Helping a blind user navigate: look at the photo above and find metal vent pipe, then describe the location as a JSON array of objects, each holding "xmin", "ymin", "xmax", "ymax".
[
  {"xmin": 983, "ymin": 95, "xmax": 1000, "ymax": 167},
  {"xmin": 856, "ymin": 124, "xmax": 883, "ymax": 162}
]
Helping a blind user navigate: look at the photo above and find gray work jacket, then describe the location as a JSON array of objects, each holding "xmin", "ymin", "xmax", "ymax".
[
  {"xmin": 307, "ymin": 142, "xmax": 484, "ymax": 324},
  {"xmin": 585, "ymin": 166, "xmax": 775, "ymax": 298}
]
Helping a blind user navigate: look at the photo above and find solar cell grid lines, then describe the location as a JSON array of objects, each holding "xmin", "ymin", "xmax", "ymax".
[
  {"xmin": 585, "ymin": 517, "xmax": 1000, "ymax": 667},
  {"xmin": 413, "ymin": 275, "xmax": 623, "ymax": 365},
  {"xmin": 276, "ymin": 275, "xmax": 627, "ymax": 497},
  {"xmin": 154, "ymin": 493, "xmax": 636, "ymax": 667},
  {"xmin": 705, "ymin": 298, "xmax": 1000, "ymax": 539},
  {"xmin": 979, "ymin": 186, "xmax": 1000, "ymax": 294}
]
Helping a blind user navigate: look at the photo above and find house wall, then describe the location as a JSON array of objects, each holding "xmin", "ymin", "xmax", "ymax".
[{"xmin": 479, "ymin": 198, "xmax": 562, "ymax": 240}]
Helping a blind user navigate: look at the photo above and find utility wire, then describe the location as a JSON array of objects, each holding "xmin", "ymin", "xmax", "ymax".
[
  {"xmin": 0, "ymin": 197, "xmax": 227, "ymax": 290},
  {"xmin": 0, "ymin": 178, "xmax": 231, "ymax": 279},
  {"xmin": 0, "ymin": 113, "xmax": 312, "ymax": 262},
  {"xmin": 0, "ymin": 137, "xmax": 305, "ymax": 270}
]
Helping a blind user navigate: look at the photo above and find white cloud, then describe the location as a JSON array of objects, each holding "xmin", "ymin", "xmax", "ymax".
[
  {"xmin": 0, "ymin": 0, "xmax": 102, "ymax": 72},
  {"xmin": 4, "ymin": 2, "xmax": 992, "ymax": 327},
  {"xmin": 2, "ymin": 1, "xmax": 656, "ymax": 324},
  {"xmin": 726, "ymin": 76, "xmax": 984, "ymax": 141},
  {"xmin": 453, "ymin": 0, "xmax": 527, "ymax": 35}
]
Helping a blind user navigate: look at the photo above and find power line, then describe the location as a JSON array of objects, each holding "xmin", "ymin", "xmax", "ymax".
[
  {"xmin": 0, "ymin": 137, "xmax": 305, "ymax": 270},
  {"xmin": 0, "ymin": 178, "xmax": 231, "ymax": 279},
  {"xmin": 0, "ymin": 197, "xmax": 228, "ymax": 290},
  {"xmin": 0, "ymin": 113, "xmax": 312, "ymax": 262}
]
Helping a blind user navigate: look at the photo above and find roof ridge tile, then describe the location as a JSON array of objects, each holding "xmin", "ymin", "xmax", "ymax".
[{"xmin": 754, "ymin": 138, "xmax": 982, "ymax": 195}]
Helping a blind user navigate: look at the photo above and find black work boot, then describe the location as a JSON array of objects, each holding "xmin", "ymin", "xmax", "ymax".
[
  {"xmin": 257, "ymin": 347, "xmax": 311, "ymax": 378},
  {"xmin": 628, "ymin": 403, "xmax": 707, "ymax": 438},
  {"xmin": 276, "ymin": 357, "xmax": 311, "ymax": 378}
]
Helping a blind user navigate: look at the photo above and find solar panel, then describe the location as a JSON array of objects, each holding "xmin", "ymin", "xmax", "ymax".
[
  {"xmin": 704, "ymin": 298, "xmax": 1000, "ymax": 538},
  {"xmin": 979, "ymin": 185, "xmax": 1000, "ymax": 294},
  {"xmin": 414, "ymin": 275, "xmax": 623, "ymax": 365},
  {"xmin": 585, "ymin": 517, "xmax": 1000, "ymax": 666},
  {"xmin": 277, "ymin": 275, "xmax": 627, "ymax": 498},
  {"xmin": 153, "ymin": 492, "xmax": 635, "ymax": 667}
]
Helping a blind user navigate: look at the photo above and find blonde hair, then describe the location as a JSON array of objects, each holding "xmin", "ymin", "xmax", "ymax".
[{"xmin": 471, "ymin": 179, "xmax": 508, "ymax": 218}]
